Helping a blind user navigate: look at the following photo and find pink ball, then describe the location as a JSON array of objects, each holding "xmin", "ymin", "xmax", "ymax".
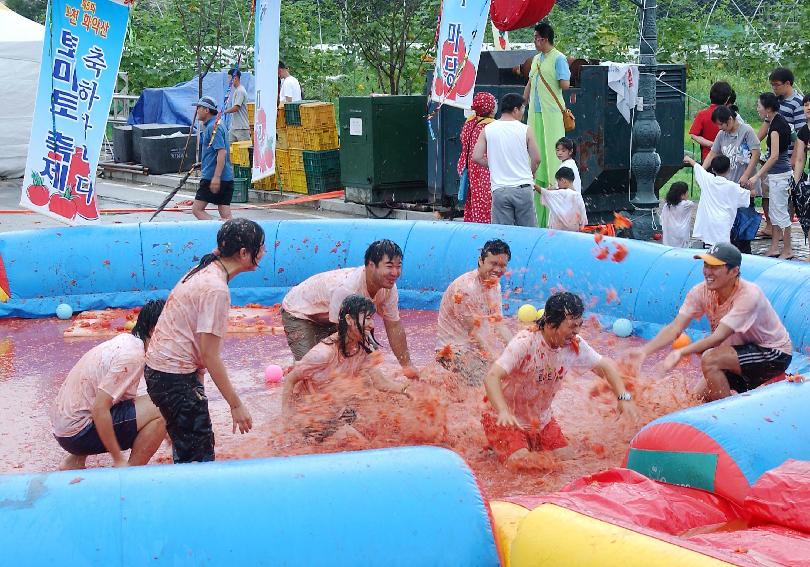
[{"xmin": 264, "ymin": 364, "xmax": 283, "ymax": 384}]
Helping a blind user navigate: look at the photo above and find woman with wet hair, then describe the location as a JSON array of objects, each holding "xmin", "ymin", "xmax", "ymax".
[
  {"xmin": 282, "ymin": 294, "xmax": 411, "ymax": 442},
  {"xmin": 145, "ymin": 218, "xmax": 265, "ymax": 463}
]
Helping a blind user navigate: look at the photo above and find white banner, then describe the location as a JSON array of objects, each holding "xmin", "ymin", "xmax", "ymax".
[
  {"xmin": 430, "ymin": 0, "xmax": 491, "ymax": 110},
  {"xmin": 251, "ymin": 0, "xmax": 281, "ymax": 181},
  {"xmin": 491, "ymin": 19, "xmax": 509, "ymax": 51}
]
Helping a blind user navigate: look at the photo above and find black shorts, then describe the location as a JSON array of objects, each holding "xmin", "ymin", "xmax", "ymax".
[
  {"xmin": 195, "ymin": 178, "xmax": 234, "ymax": 206},
  {"xmin": 145, "ymin": 366, "xmax": 215, "ymax": 463},
  {"xmin": 724, "ymin": 344, "xmax": 792, "ymax": 393},
  {"xmin": 55, "ymin": 399, "xmax": 138, "ymax": 456}
]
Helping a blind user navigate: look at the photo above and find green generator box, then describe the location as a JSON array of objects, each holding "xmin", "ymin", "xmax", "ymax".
[{"xmin": 338, "ymin": 95, "xmax": 429, "ymax": 204}]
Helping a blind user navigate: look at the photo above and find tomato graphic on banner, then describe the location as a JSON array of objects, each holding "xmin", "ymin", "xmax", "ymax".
[{"xmin": 430, "ymin": 0, "xmax": 491, "ymax": 110}]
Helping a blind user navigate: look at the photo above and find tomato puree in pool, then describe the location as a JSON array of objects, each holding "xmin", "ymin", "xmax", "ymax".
[{"xmin": 0, "ymin": 308, "xmax": 702, "ymax": 499}]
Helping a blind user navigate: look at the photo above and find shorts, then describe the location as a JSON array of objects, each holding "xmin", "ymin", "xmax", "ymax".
[
  {"xmin": 281, "ymin": 308, "xmax": 337, "ymax": 361},
  {"xmin": 229, "ymin": 129, "xmax": 251, "ymax": 143},
  {"xmin": 145, "ymin": 366, "xmax": 215, "ymax": 463},
  {"xmin": 55, "ymin": 399, "xmax": 138, "ymax": 456},
  {"xmin": 767, "ymin": 171, "xmax": 793, "ymax": 229},
  {"xmin": 724, "ymin": 344, "xmax": 792, "ymax": 393},
  {"xmin": 195, "ymin": 178, "xmax": 234, "ymax": 206},
  {"xmin": 302, "ymin": 407, "xmax": 357, "ymax": 443},
  {"xmin": 437, "ymin": 347, "xmax": 491, "ymax": 387},
  {"xmin": 482, "ymin": 412, "xmax": 568, "ymax": 463}
]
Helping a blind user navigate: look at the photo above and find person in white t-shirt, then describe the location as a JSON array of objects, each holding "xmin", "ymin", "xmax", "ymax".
[
  {"xmin": 685, "ymin": 154, "xmax": 753, "ymax": 246},
  {"xmin": 536, "ymin": 167, "xmax": 587, "ymax": 231},
  {"xmin": 471, "ymin": 92, "xmax": 541, "ymax": 227},
  {"xmin": 278, "ymin": 60, "xmax": 302, "ymax": 103},
  {"xmin": 555, "ymin": 137, "xmax": 581, "ymax": 193},
  {"xmin": 659, "ymin": 181, "xmax": 696, "ymax": 248}
]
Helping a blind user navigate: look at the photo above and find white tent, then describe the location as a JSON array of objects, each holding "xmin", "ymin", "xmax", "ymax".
[{"xmin": 0, "ymin": 3, "xmax": 44, "ymax": 179}]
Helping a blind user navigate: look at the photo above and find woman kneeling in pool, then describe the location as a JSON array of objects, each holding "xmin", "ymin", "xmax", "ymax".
[{"xmin": 282, "ymin": 294, "xmax": 411, "ymax": 442}]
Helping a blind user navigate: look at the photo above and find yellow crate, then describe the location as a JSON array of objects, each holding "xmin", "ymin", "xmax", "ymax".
[
  {"xmin": 286, "ymin": 170, "xmax": 308, "ymax": 194},
  {"xmin": 247, "ymin": 102, "xmax": 255, "ymax": 124},
  {"xmin": 302, "ymin": 128, "xmax": 339, "ymax": 151},
  {"xmin": 277, "ymin": 104, "xmax": 286, "ymax": 129},
  {"xmin": 286, "ymin": 126, "xmax": 305, "ymax": 149},
  {"xmin": 300, "ymin": 102, "xmax": 336, "ymax": 129},
  {"xmin": 229, "ymin": 141, "xmax": 252, "ymax": 167},
  {"xmin": 289, "ymin": 149, "xmax": 304, "ymax": 172},
  {"xmin": 252, "ymin": 174, "xmax": 277, "ymax": 191},
  {"xmin": 276, "ymin": 149, "xmax": 290, "ymax": 173},
  {"xmin": 276, "ymin": 128, "xmax": 289, "ymax": 149}
]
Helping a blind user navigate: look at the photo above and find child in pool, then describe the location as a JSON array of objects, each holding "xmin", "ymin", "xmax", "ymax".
[
  {"xmin": 145, "ymin": 218, "xmax": 265, "ymax": 463},
  {"xmin": 282, "ymin": 294, "xmax": 411, "ymax": 442}
]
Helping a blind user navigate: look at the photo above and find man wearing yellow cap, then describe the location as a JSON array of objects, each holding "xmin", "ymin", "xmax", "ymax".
[{"xmin": 625, "ymin": 243, "xmax": 793, "ymax": 401}]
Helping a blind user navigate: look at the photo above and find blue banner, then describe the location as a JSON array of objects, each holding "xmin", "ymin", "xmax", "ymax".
[
  {"xmin": 252, "ymin": 0, "xmax": 281, "ymax": 181},
  {"xmin": 20, "ymin": 0, "xmax": 129, "ymax": 225},
  {"xmin": 431, "ymin": 0, "xmax": 491, "ymax": 110}
]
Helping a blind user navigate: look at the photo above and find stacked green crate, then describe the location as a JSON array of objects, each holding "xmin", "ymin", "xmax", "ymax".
[
  {"xmin": 283, "ymin": 100, "xmax": 317, "ymax": 126},
  {"xmin": 232, "ymin": 177, "xmax": 250, "ymax": 203},
  {"xmin": 302, "ymin": 150, "xmax": 341, "ymax": 194}
]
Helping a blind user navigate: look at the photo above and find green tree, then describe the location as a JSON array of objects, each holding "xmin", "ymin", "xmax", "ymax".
[{"xmin": 5, "ymin": 0, "xmax": 47, "ymax": 24}]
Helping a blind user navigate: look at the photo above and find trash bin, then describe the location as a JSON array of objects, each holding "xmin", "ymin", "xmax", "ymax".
[
  {"xmin": 140, "ymin": 133, "xmax": 197, "ymax": 175},
  {"xmin": 132, "ymin": 124, "xmax": 190, "ymax": 164}
]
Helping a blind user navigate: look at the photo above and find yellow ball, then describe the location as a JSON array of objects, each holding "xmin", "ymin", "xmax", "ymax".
[
  {"xmin": 517, "ymin": 304, "xmax": 538, "ymax": 323},
  {"xmin": 536, "ymin": 308, "xmax": 544, "ymax": 320},
  {"xmin": 123, "ymin": 320, "xmax": 136, "ymax": 331}
]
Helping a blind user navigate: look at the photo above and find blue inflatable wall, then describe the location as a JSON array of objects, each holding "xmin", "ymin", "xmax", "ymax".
[
  {"xmin": 1, "ymin": 220, "xmax": 808, "ymax": 371},
  {"xmin": 0, "ymin": 446, "xmax": 499, "ymax": 566}
]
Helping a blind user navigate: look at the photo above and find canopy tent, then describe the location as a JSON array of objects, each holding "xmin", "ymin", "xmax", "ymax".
[{"xmin": 0, "ymin": 3, "xmax": 44, "ymax": 179}]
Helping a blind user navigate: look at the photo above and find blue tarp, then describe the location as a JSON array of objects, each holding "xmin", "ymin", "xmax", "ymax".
[{"xmin": 128, "ymin": 70, "xmax": 256, "ymax": 127}]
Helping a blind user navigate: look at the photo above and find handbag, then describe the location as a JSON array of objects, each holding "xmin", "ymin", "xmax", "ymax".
[
  {"xmin": 538, "ymin": 65, "xmax": 575, "ymax": 132},
  {"xmin": 790, "ymin": 174, "xmax": 810, "ymax": 242},
  {"xmin": 730, "ymin": 205, "xmax": 761, "ymax": 242}
]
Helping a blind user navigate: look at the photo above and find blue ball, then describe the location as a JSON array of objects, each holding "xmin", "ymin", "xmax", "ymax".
[
  {"xmin": 56, "ymin": 303, "xmax": 73, "ymax": 320},
  {"xmin": 612, "ymin": 318, "xmax": 633, "ymax": 337}
]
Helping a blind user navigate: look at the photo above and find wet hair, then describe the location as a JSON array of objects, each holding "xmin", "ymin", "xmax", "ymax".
[
  {"xmin": 711, "ymin": 105, "xmax": 735, "ymax": 125},
  {"xmin": 537, "ymin": 292, "xmax": 584, "ymax": 330},
  {"xmin": 364, "ymin": 239, "xmax": 403, "ymax": 267},
  {"xmin": 228, "ymin": 69, "xmax": 241, "ymax": 78},
  {"xmin": 556, "ymin": 137, "xmax": 576, "ymax": 157},
  {"xmin": 501, "ymin": 93, "xmax": 525, "ymax": 114},
  {"xmin": 131, "ymin": 299, "xmax": 165, "ymax": 341},
  {"xmin": 534, "ymin": 21, "xmax": 554, "ymax": 44},
  {"xmin": 665, "ymin": 181, "xmax": 689, "ymax": 207},
  {"xmin": 480, "ymin": 239, "xmax": 511, "ymax": 261},
  {"xmin": 709, "ymin": 81, "xmax": 733, "ymax": 105},
  {"xmin": 710, "ymin": 155, "xmax": 731, "ymax": 175},
  {"xmin": 555, "ymin": 166, "xmax": 576, "ymax": 182},
  {"xmin": 332, "ymin": 294, "xmax": 380, "ymax": 358},
  {"xmin": 759, "ymin": 92, "xmax": 781, "ymax": 113},
  {"xmin": 769, "ymin": 67, "xmax": 794, "ymax": 86},
  {"xmin": 183, "ymin": 218, "xmax": 265, "ymax": 282}
]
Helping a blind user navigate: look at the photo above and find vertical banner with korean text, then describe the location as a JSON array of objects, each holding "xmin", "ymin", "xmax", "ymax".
[
  {"xmin": 251, "ymin": 0, "xmax": 281, "ymax": 182},
  {"xmin": 430, "ymin": 0, "xmax": 491, "ymax": 110},
  {"xmin": 20, "ymin": 0, "xmax": 129, "ymax": 225}
]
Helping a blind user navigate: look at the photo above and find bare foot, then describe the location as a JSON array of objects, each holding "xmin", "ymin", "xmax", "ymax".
[
  {"xmin": 505, "ymin": 448, "xmax": 562, "ymax": 472},
  {"xmin": 58, "ymin": 454, "xmax": 87, "ymax": 471}
]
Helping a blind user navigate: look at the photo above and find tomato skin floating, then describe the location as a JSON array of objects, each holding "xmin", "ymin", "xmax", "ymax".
[{"xmin": 490, "ymin": 0, "xmax": 556, "ymax": 32}]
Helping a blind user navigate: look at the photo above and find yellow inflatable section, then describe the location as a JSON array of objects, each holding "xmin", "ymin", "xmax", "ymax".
[{"xmin": 491, "ymin": 502, "xmax": 736, "ymax": 567}]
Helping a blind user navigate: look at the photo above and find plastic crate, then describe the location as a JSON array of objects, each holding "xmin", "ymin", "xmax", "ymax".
[
  {"xmin": 233, "ymin": 164, "xmax": 252, "ymax": 182},
  {"xmin": 289, "ymin": 149, "xmax": 304, "ymax": 172},
  {"xmin": 302, "ymin": 127, "xmax": 339, "ymax": 151},
  {"xmin": 247, "ymin": 102, "xmax": 255, "ymax": 124},
  {"xmin": 276, "ymin": 149, "xmax": 290, "ymax": 174},
  {"xmin": 232, "ymin": 177, "xmax": 249, "ymax": 203},
  {"xmin": 305, "ymin": 171, "xmax": 342, "ymax": 194},
  {"xmin": 276, "ymin": 128, "xmax": 289, "ymax": 149},
  {"xmin": 252, "ymin": 174, "xmax": 277, "ymax": 191},
  {"xmin": 302, "ymin": 150, "xmax": 340, "ymax": 176},
  {"xmin": 283, "ymin": 170, "xmax": 308, "ymax": 194},
  {"xmin": 286, "ymin": 127, "xmax": 305, "ymax": 149},
  {"xmin": 229, "ymin": 141, "xmax": 252, "ymax": 166},
  {"xmin": 300, "ymin": 102, "xmax": 336, "ymax": 129},
  {"xmin": 284, "ymin": 100, "xmax": 317, "ymax": 126},
  {"xmin": 276, "ymin": 104, "xmax": 286, "ymax": 129}
]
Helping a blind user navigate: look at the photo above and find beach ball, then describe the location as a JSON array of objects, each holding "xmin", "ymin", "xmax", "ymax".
[
  {"xmin": 672, "ymin": 333, "xmax": 691, "ymax": 350},
  {"xmin": 612, "ymin": 318, "xmax": 633, "ymax": 338},
  {"xmin": 264, "ymin": 364, "xmax": 283, "ymax": 384},
  {"xmin": 124, "ymin": 320, "xmax": 136, "ymax": 331},
  {"xmin": 56, "ymin": 303, "xmax": 73, "ymax": 320},
  {"xmin": 517, "ymin": 304, "xmax": 538, "ymax": 323}
]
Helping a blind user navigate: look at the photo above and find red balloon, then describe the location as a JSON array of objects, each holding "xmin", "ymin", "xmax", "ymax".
[{"xmin": 490, "ymin": 0, "xmax": 556, "ymax": 32}]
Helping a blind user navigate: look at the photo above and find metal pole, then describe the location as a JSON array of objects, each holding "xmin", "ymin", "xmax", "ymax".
[{"xmin": 630, "ymin": 0, "xmax": 661, "ymax": 208}]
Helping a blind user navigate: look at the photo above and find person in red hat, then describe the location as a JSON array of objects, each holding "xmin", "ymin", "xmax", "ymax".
[{"xmin": 457, "ymin": 91, "xmax": 497, "ymax": 223}]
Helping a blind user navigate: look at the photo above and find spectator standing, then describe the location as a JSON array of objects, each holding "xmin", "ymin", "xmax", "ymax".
[
  {"xmin": 278, "ymin": 61, "xmax": 302, "ymax": 103},
  {"xmin": 457, "ymin": 92, "xmax": 496, "ymax": 223},
  {"xmin": 224, "ymin": 69, "xmax": 251, "ymax": 143},
  {"xmin": 471, "ymin": 93, "xmax": 541, "ymax": 227},
  {"xmin": 690, "ymin": 81, "xmax": 733, "ymax": 162},
  {"xmin": 191, "ymin": 96, "xmax": 234, "ymax": 221}
]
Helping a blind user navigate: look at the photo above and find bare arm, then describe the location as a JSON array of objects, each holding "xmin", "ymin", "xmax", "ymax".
[
  {"xmin": 281, "ymin": 366, "xmax": 306, "ymax": 413},
  {"xmin": 740, "ymin": 148, "xmax": 761, "ymax": 187},
  {"xmin": 592, "ymin": 358, "xmax": 639, "ymax": 420},
  {"xmin": 523, "ymin": 81, "xmax": 530, "ymax": 102},
  {"xmin": 483, "ymin": 363, "xmax": 522, "ymax": 428},
  {"xmin": 383, "ymin": 318, "xmax": 418, "ymax": 378},
  {"xmin": 223, "ymin": 104, "xmax": 241, "ymax": 115},
  {"xmin": 793, "ymin": 139, "xmax": 807, "ymax": 183},
  {"xmin": 756, "ymin": 120, "xmax": 769, "ymax": 142},
  {"xmin": 662, "ymin": 323, "xmax": 735, "ymax": 372},
  {"xmin": 750, "ymin": 131, "xmax": 781, "ymax": 183},
  {"xmin": 558, "ymin": 79, "xmax": 570, "ymax": 90},
  {"xmin": 200, "ymin": 333, "xmax": 252, "ymax": 433},
  {"xmin": 210, "ymin": 149, "xmax": 226, "ymax": 192},
  {"xmin": 90, "ymin": 391, "xmax": 126, "ymax": 466},
  {"xmin": 471, "ymin": 131, "xmax": 488, "ymax": 167},
  {"xmin": 690, "ymin": 134, "xmax": 714, "ymax": 149},
  {"xmin": 527, "ymin": 128, "xmax": 541, "ymax": 174},
  {"xmin": 370, "ymin": 368, "xmax": 410, "ymax": 397},
  {"xmin": 624, "ymin": 313, "xmax": 692, "ymax": 375},
  {"xmin": 701, "ymin": 150, "xmax": 718, "ymax": 169}
]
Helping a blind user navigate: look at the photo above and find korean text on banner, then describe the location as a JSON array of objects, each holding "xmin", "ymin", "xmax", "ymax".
[
  {"xmin": 430, "ymin": 0, "xmax": 491, "ymax": 110},
  {"xmin": 251, "ymin": 0, "xmax": 281, "ymax": 182},
  {"xmin": 20, "ymin": 0, "xmax": 129, "ymax": 225}
]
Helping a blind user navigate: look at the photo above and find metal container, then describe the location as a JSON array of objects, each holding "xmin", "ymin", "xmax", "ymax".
[
  {"xmin": 131, "ymin": 124, "xmax": 190, "ymax": 164},
  {"xmin": 112, "ymin": 125, "xmax": 133, "ymax": 163}
]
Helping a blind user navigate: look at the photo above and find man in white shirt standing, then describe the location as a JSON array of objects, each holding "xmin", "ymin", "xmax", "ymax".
[
  {"xmin": 223, "ymin": 69, "xmax": 251, "ymax": 143},
  {"xmin": 278, "ymin": 61, "xmax": 302, "ymax": 103},
  {"xmin": 472, "ymin": 93, "xmax": 541, "ymax": 227}
]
